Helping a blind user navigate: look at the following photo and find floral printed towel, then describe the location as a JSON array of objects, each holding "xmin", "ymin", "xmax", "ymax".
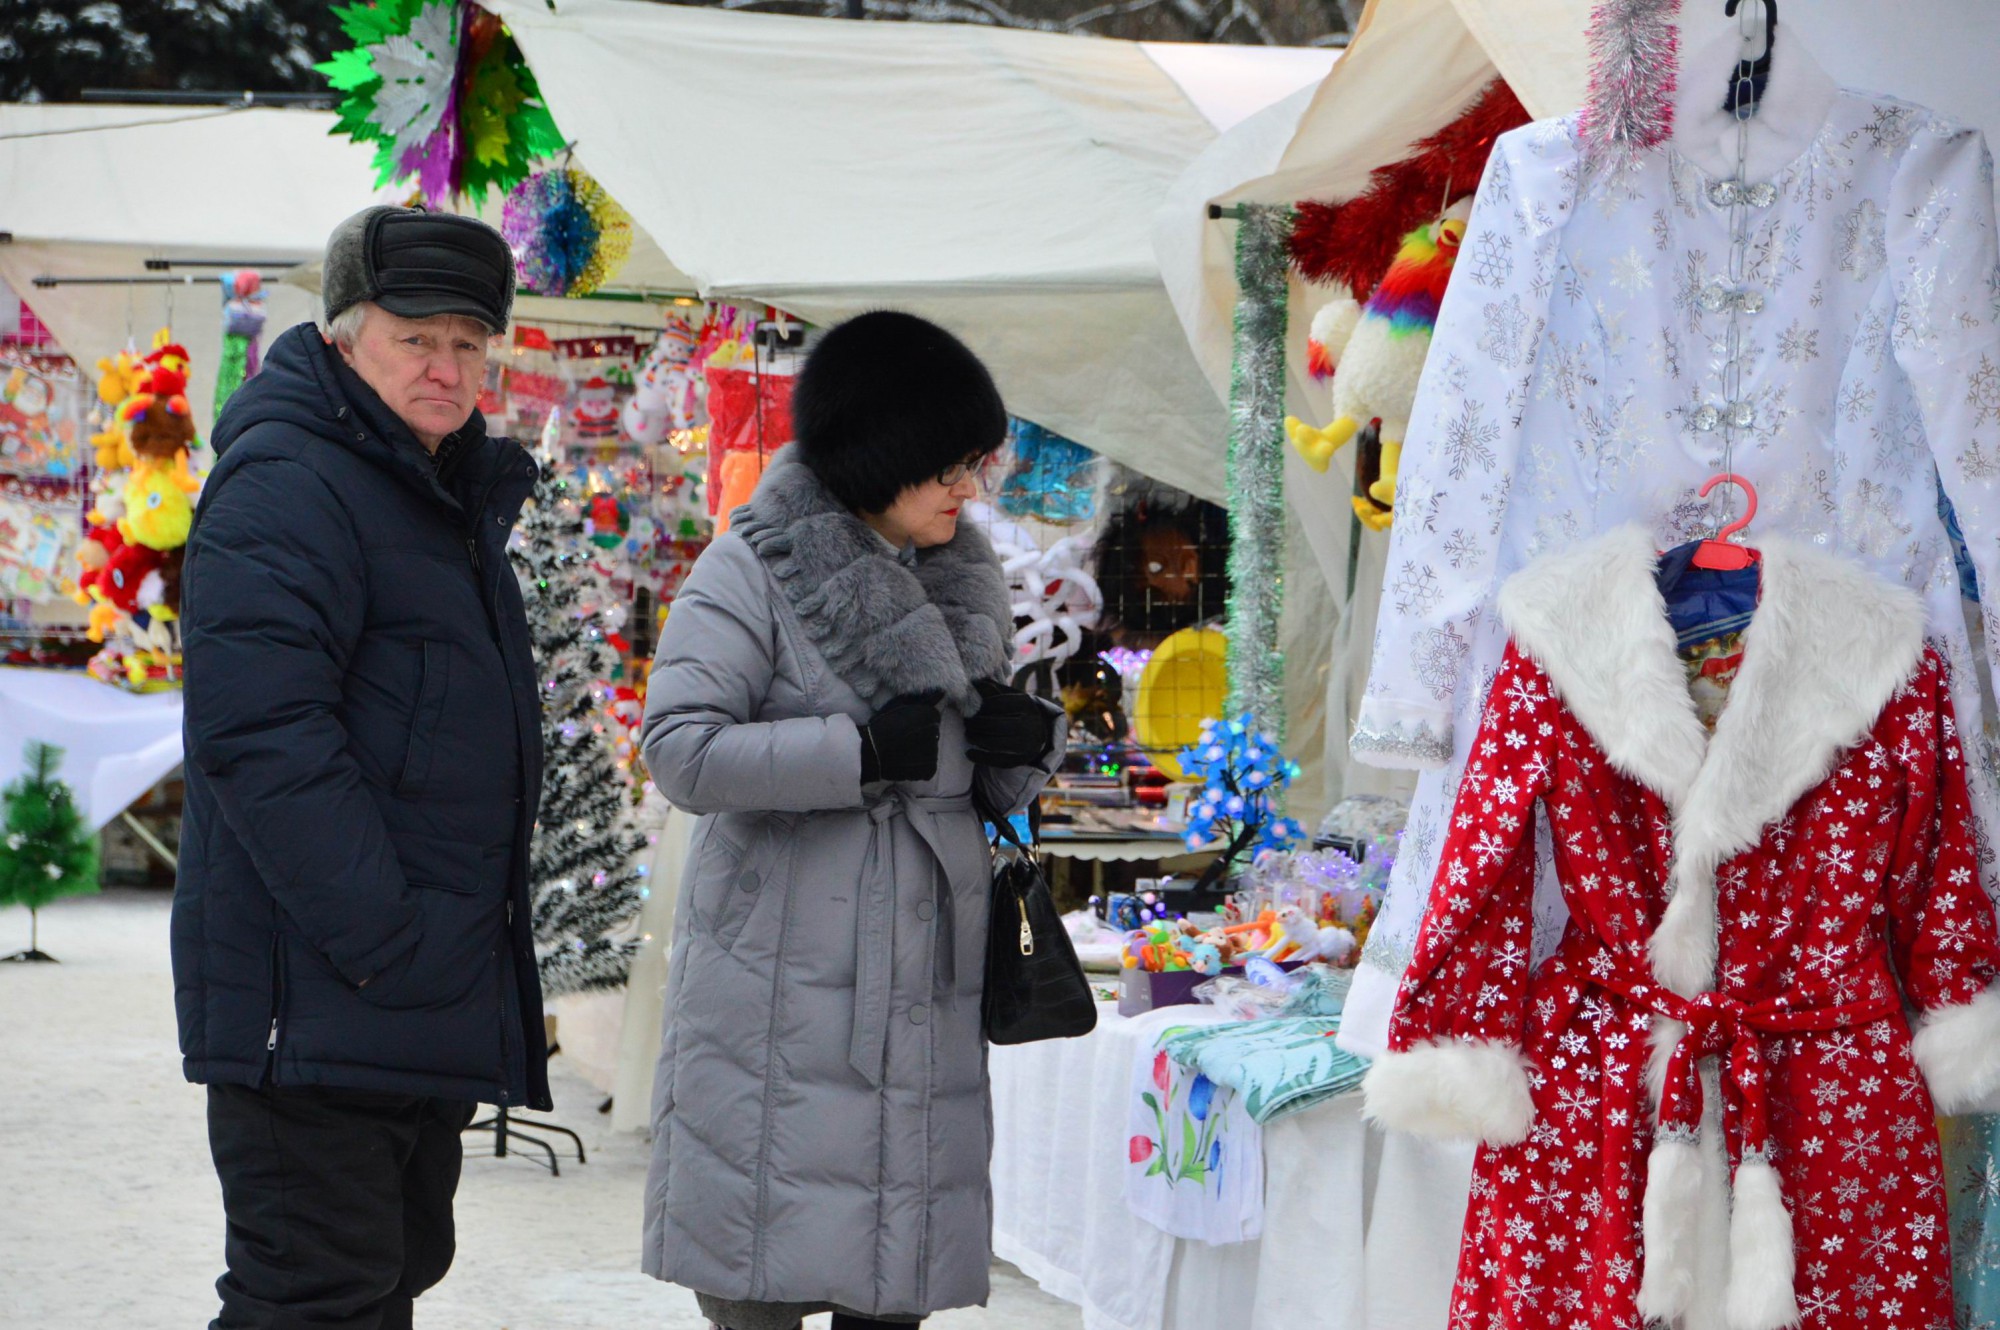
[
  {"xmin": 1123, "ymin": 1028, "xmax": 1265, "ymax": 1245},
  {"xmin": 1163, "ymin": 1017, "xmax": 1369, "ymax": 1124}
]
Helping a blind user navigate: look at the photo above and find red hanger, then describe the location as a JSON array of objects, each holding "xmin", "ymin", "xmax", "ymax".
[{"xmin": 1691, "ymin": 473, "xmax": 1758, "ymax": 570}]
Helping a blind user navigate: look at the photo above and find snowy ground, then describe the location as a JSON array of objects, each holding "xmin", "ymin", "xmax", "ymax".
[{"xmin": 0, "ymin": 891, "xmax": 1083, "ymax": 1330}]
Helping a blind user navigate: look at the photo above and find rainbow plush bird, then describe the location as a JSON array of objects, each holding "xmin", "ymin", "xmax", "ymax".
[{"xmin": 1289, "ymin": 197, "xmax": 1472, "ymax": 529}]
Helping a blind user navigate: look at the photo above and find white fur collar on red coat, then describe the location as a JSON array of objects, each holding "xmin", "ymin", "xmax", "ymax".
[{"xmin": 1498, "ymin": 523, "xmax": 1927, "ymax": 996}]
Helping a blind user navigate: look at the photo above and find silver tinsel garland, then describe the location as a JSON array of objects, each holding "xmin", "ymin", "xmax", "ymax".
[
  {"xmin": 1222, "ymin": 202, "xmax": 1294, "ymax": 742},
  {"xmin": 1580, "ymin": 0, "xmax": 1682, "ymax": 169}
]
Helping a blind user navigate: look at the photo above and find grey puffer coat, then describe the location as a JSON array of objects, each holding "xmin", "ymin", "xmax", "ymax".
[{"xmin": 639, "ymin": 451, "xmax": 1063, "ymax": 1318}]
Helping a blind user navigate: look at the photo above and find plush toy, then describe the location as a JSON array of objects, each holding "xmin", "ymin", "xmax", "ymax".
[
  {"xmin": 85, "ymin": 538, "xmax": 164, "ymax": 642},
  {"xmin": 1218, "ymin": 907, "xmax": 1281, "ymax": 956},
  {"xmin": 95, "ymin": 349, "xmax": 148, "ymax": 408},
  {"xmin": 1261, "ymin": 904, "xmax": 1357, "ymax": 965},
  {"xmin": 1184, "ymin": 940, "xmax": 1224, "ymax": 977},
  {"xmin": 142, "ymin": 337, "xmax": 192, "ymax": 401},
  {"xmin": 1288, "ymin": 198, "xmax": 1473, "ymax": 529},
  {"xmin": 119, "ymin": 461, "xmax": 196, "ymax": 551},
  {"xmin": 71, "ymin": 524, "xmax": 122, "ymax": 609},
  {"xmin": 124, "ymin": 392, "xmax": 198, "ymax": 465},
  {"xmin": 147, "ymin": 546, "xmax": 186, "ymax": 618},
  {"xmin": 91, "ymin": 422, "xmax": 134, "ymax": 472},
  {"xmin": 1289, "ymin": 78, "xmax": 1528, "ymax": 298},
  {"xmin": 1193, "ymin": 927, "xmax": 1244, "ymax": 967},
  {"xmin": 215, "ymin": 270, "xmax": 268, "ymax": 414}
]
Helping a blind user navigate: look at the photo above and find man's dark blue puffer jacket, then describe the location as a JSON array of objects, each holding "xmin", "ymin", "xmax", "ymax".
[{"xmin": 172, "ymin": 322, "xmax": 550, "ymax": 1109}]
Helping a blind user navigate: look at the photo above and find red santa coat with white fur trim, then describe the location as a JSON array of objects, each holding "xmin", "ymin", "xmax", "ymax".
[{"xmin": 1362, "ymin": 526, "xmax": 2000, "ymax": 1330}]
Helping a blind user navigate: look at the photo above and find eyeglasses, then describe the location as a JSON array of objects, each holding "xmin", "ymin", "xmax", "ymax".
[{"xmin": 935, "ymin": 456, "xmax": 987, "ymax": 487}]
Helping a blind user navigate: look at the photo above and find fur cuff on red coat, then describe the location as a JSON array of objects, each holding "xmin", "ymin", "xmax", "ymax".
[
  {"xmin": 1361, "ymin": 1037, "xmax": 1536, "ymax": 1145},
  {"xmin": 1914, "ymin": 986, "xmax": 2000, "ymax": 1114}
]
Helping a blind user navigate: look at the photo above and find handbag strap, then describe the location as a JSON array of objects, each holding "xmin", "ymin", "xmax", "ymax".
[{"xmin": 975, "ymin": 792, "xmax": 1041, "ymax": 863}]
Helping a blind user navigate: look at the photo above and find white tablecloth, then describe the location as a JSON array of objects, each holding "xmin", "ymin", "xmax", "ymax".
[
  {"xmin": 990, "ymin": 1004, "xmax": 1474, "ymax": 1330},
  {"xmin": 0, "ymin": 667, "xmax": 183, "ymax": 829}
]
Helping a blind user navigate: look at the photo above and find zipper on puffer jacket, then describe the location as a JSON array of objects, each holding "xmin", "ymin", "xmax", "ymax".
[{"xmin": 263, "ymin": 932, "xmax": 286, "ymax": 1084}]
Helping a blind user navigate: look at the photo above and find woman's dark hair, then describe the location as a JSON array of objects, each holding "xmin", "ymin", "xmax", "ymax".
[{"xmin": 792, "ymin": 310, "xmax": 1007, "ymax": 514}]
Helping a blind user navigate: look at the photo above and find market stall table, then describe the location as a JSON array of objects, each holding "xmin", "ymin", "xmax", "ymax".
[
  {"xmin": 990, "ymin": 1002, "xmax": 1472, "ymax": 1330},
  {"xmin": 0, "ymin": 666, "xmax": 183, "ymax": 830},
  {"xmin": 1038, "ymin": 831, "xmax": 1217, "ymax": 902}
]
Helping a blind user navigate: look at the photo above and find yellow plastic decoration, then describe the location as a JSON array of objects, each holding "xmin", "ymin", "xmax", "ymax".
[{"xmin": 1134, "ymin": 627, "xmax": 1229, "ymax": 782}]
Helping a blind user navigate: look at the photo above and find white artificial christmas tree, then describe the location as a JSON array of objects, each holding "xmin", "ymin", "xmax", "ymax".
[{"xmin": 510, "ymin": 418, "xmax": 648, "ymax": 995}]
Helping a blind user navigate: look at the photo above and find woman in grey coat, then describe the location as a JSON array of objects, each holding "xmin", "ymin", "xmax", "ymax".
[{"xmin": 639, "ymin": 312, "xmax": 1065, "ymax": 1330}]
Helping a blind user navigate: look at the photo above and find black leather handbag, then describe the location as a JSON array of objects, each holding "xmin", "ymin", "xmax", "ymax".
[{"xmin": 979, "ymin": 802, "xmax": 1098, "ymax": 1045}]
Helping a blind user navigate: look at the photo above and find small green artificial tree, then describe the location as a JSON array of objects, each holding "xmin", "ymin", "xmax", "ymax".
[{"xmin": 0, "ymin": 741, "xmax": 99, "ymax": 962}]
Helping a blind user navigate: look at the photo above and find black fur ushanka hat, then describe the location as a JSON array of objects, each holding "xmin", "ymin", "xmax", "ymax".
[{"xmin": 792, "ymin": 310, "xmax": 1007, "ymax": 514}]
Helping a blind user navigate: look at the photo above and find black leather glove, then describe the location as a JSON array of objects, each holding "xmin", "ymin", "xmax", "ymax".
[
  {"xmin": 965, "ymin": 678, "xmax": 1055, "ymax": 769},
  {"xmin": 860, "ymin": 693, "xmax": 943, "ymax": 783}
]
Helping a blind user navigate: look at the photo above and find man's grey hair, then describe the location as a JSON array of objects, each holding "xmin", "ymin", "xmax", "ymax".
[
  {"xmin": 318, "ymin": 301, "xmax": 371, "ymax": 349},
  {"xmin": 319, "ymin": 301, "xmax": 500, "ymax": 349}
]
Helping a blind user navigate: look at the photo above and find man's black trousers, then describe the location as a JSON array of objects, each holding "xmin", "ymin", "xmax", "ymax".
[{"xmin": 206, "ymin": 1084, "xmax": 478, "ymax": 1330}]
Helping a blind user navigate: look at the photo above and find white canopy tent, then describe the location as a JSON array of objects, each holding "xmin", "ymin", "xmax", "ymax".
[
  {"xmin": 481, "ymin": 0, "xmax": 1336, "ymax": 504},
  {"xmin": 0, "ymin": 103, "xmax": 705, "ymax": 440},
  {"xmin": 0, "ymin": 104, "xmax": 393, "ymax": 439},
  {"xmin": 484, "ymin": 0, "xmax": 1352, "ymax": 812},
  {"xmin": 1153, "ymin": 0, "xmax": 2000, "ymax": 802}
]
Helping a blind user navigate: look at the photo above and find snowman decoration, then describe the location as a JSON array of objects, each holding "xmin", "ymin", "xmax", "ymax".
[{"xmin": 620, "ymin": 321, "xmax": 700, "ymax": 447}]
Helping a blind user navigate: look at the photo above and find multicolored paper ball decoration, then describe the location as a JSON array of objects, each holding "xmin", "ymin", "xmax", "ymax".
[
  {"xmin": 318, "ymin": 0, "xmax": 566, "ymax": 207},
  {"xmin": 501, "ymin": 167, "xmax": 634, "ymax": 298}
]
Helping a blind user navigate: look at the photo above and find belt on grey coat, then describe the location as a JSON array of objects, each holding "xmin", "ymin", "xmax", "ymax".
[{"xmin": 849, "ymin": 789, "xmax": 973, "ymax": 1086}]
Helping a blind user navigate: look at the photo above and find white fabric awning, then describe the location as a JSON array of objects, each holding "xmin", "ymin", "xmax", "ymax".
[
  {"xmin": 0, "ymin": 104, "xmax": 392, "ymax": 437},
  {"xmin": 0, "ymin": 102, "xmax": 699, "ymax": 437},
  {"xmin": 481, "ymin": 0, "xmax": 1334, "ymax": 500}
]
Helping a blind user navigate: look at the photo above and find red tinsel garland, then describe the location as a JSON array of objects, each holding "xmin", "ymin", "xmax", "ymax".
[{"xmin": 1289, "ymin": 79, "xmax": 1531, "ymax": 299}]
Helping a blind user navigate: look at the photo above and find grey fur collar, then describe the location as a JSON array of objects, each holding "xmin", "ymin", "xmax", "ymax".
[{"xmin": 732, "ymin": 448, "xmax": 1011, "ymax": 714}]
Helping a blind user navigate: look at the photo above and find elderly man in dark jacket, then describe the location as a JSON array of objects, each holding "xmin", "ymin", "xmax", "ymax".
[{"xmin": 173, "ymin": 206, "xmax": 546, "ymax": 1330}]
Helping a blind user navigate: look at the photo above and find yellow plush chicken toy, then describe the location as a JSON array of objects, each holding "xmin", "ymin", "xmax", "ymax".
[{"xmin": 1288, "ymin": 198, "xmax": 1472, "ymax": 531}]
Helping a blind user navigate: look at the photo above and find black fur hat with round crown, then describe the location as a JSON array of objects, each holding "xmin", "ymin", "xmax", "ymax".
[{"xmin": 792, "ymin": 310, "xmax": 1007, "ymax": 515}]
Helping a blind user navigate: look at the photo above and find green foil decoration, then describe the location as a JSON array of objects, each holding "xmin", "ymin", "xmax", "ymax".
[{"xmin": 1222, "ymin": 203, "xmax": 1295, "ymax": 744}]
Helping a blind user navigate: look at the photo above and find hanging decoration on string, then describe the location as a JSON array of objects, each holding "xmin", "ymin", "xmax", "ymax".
[
  {"xmin": 1219, "ymin": 203, "xmax": 1293, "ymax": 746},
  {"xmin": 214, "ymin": 271, "xmax": 268, "ymax": 416},
  {"xmin": 318, "ymin": 0, "xmax": 566, "ymax": 207},
  {"xmin": 500, "ymin": 166, "xmax": 634, "ymax": 298}
]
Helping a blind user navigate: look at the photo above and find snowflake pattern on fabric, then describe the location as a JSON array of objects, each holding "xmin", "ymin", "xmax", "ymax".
[
  {"xmin": 1388, "ymin": 646, "xmax": 2000, "ymax": 1330},
  {"xmin": 1393, "ymin": 560, "xmax": 1443, "ymax": 617},
  {"xmin": 1412, "ymin": 623, "xmax": 1470, "ymax": 701},
  {"xmin": 1970, "ymin": 355, "xmax": 2000, "ymax": 428},
  {"xmin": 1466, "ymin": 231, "xmax": 1516, "ymax": 288},
  {"xmin": 1780, "ymin": 320, "xmax": 1821, "ymax": 365},
  {"xmin": 1345, "ymin": 94, "xmax": 2000, "ymax": 1080},
  {"xmin": 1479, "ymin": 295, "xmax": 1533, "ymax": 370},
  {"xmin": 1839, "ymin": 200, "xmax": 1890, "ymax": 283},
  {"xmin": 1441, "ymin": 401, "xmax": 1501, "ymax": 479}
]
